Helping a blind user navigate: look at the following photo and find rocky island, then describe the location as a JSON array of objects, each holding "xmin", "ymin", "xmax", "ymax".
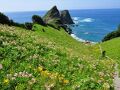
[{"xmin": 43, "ymin": 6, "xmax": 74, "ymax": 25}]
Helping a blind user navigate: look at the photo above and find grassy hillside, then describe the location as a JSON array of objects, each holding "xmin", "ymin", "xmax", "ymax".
[
  {"xmin": 100, "ymin": 37, "xmax": 120, "ymax": 73},
  {"xmin": 0, "ymin": 24, "xmax": 116, "ymax": 90},
  {"xmin": 100, "ymin": 37, "xmax": 120, "ymax": 60}
]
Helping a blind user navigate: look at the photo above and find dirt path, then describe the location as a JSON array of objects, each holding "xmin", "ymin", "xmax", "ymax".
[
  {"xmin": 114, "ymin": 64, "xmax": 120, "ymax": 90},
  {"xmin": 99, "ymin": 44, "xmax": 120, "ymax": 90}
]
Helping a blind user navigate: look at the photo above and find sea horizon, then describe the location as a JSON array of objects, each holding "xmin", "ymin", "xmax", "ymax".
[{"xmin": 3, "ymin": 8, "xmax": 120, "ymax": 13}]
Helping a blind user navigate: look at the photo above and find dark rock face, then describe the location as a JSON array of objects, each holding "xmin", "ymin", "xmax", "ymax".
[
  {"xmin": 46, "ymin": 6, "xmax": 60, "ymax": 19},
  {"xmin": 43, "ymin": 6, "xmax": 74, "ymax": 34},
  {"xmin": 43, "ymin": 6, "xmax": 74, "ymax": 25},
  {"xmin": 43, "ymin": 6, "xmax": 62, "ymax": 24},
  {"xmin": 60, "ymin": 10, "xmax": 74, "ymax": 24}
]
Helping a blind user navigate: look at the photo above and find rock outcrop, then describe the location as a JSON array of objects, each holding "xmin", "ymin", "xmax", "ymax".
[
  {"xmin": 43, "ymin": 6, "xmax": 62, "ymax": 25},
  {"xmin": 43, "ymin": 6, "xmax": 74, "ymax": 25},
  {"xmin": 43, "ymin": 6, "xmax": 74, "ymax": 34},
  {"xmin": 60, "ymin": 10, "xmax": 74, "ymax": 24}
]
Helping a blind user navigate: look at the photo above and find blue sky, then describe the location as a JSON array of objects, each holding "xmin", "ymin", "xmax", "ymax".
[{"xmin": 0, "ymin": 0, "xmax": 120, "ymax": 12}]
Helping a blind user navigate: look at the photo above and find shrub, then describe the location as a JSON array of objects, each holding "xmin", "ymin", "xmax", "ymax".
[
  {"xmin": 32, "ymin": 15, "xmax": 46, "ymax": 26},
  {"xmin": 0, "ymin": 12, "xmax": 27, "ymax": 29},
  {"xmin": 0, "ymin": 12, "xmax": 10, "ymax": 25},
  {"xmin": 13, "ymin": 22, "xmax": 25, "ymax": 28},
  {"xmin": 25, "ymin": 22, "xmax": 33, "ymax": 30},
  {"xmin": 102, "ymin": 25, "xmax": 120, "ymax": 42},
  {"xmin": 9, "ymin": 19, "xmax": 14, "ymax": 26},
  {"xmin": 9, "ymin": 20, "xmax": 25, "ymax": 28},
  {"xmin": 47, "ymin": 24, "xmax": 59, "ymax": 30}
]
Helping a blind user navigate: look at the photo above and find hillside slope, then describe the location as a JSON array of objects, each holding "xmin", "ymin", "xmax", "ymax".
[
  {"xmin": 101, "ymin": 37, "xmax": 120, "ymax": 60},
  {"xmin": 0, "ymin": 24, "xmax": 115, "ymax": 90},
  {"xmin": 100, "ymin": 37, "xmax": 120, "ymax": 73}
]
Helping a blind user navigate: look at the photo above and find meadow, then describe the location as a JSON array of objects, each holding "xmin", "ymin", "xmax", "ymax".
[{"xmin": 0, "ymin": 24, "xmax": 117, "ymax": 90}]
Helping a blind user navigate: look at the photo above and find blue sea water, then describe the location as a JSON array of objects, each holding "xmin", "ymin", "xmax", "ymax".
[{"xmin": 5, "ymin": 9, "xmax": 120, "ymax": 42}]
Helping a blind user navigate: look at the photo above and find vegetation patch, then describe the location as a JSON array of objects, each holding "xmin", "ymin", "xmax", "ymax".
[
  {"xmin": 0, "ymin": 24, "xmax": 116, "ymax": 89},
  {"xmin": 102, "ymin": 25, "xmax": 120, "ymax": 41}
]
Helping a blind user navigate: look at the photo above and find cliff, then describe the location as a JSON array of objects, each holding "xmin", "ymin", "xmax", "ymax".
[
  {"xmin": 43, "ymin": 6, "xmax": 74, "ymax": 25},
  {"xmin": 43, "ymin": 6, "xmax": 62, "ymax": 25},
  {"xmin": 60, "ymin": 10, "xmax": 74, "ymax": 24}
]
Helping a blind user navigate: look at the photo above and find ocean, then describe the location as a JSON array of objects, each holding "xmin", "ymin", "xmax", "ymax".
[{"xmin": 5, "ymin": 9, "xmax": 120, "ymax": 42}]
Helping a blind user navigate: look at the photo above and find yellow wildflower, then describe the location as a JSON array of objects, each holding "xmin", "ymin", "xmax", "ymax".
[
  {"xmin": 38, "ymin": 66, "xmax": 43, "ymax": 72},
  {"xmin": 63, "ymin": 79, "xmax": 69, "ymax": 84},
  {"xmin": 52, "ymin": 73, "xmax": 58, "ymax": 78},
  {"xmin": 41, "ymin": 70, "xmax": 50, "ymax": 76},
  {"xmin": 3, "ymin": 79, "xmax": 9, "ymax": 84}
]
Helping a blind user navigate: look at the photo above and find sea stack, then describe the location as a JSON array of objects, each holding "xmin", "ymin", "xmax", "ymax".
[
  {"xmin": 43, "ymin": 6, "xmax": 62, "ymax": 24},
  {"xmin": 43, "ymin": 6, "xmax": 74, "ymax": 25},
  {"xmin": 60, "ymin": 10, "xmax": 74, "ymax": 24}
]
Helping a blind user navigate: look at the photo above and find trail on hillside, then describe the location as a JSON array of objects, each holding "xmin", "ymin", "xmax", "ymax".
[
  {"xmin": 99, "ymin": 44, "xmax": 120, "ymax": 90},
  {"xmin": 114, "ymin": 64, "xmax": 120, "ymax": 90}
]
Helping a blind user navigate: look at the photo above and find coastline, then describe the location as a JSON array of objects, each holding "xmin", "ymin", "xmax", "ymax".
[{"xmin": 71, "ymin": 33, "xmax": 97, "ymax": 44}]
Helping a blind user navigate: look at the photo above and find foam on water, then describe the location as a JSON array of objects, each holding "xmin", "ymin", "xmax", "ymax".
[
  {"xmin": 72, "ymin": 17, "xmax": 95, "ymax": 24},
  {"xmin": 80, "ymin": 18, "xmax": 95, "ymax": 23},
  {"xmin": 71, "ymin": 34, "xmax": 96, "ymax": 44},
  {"xmin": 72, "ymin": 17, "xmax": 79, "ymax": 21},
  {"xmin": 84, "ymin": 32, "xmax": 89, "ymax": 35},
  {"xmin": 71, "ymin": 34, "xmax": 86, "ymax": 42},
  {"xmin": 72, "ymin": 17, "xmax": 79, "ymax": 24}
]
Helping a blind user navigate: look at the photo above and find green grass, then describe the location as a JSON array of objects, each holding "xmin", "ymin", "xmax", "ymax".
[
  {"xmin": 100, "ymin": 37, "xmax": 120, "ymax": 60},
  {"xmin": 100, "ymin": 37, "xmax": 120, "ymax": 74},
  {"xmin": 0, "ymin": 24, "xmax": 116, "ymax": 90}
]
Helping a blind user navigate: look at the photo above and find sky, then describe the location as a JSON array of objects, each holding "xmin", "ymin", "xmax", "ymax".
[{"xmin": 0, "ymin": 0, "xmax": 120, "ymax": 12}]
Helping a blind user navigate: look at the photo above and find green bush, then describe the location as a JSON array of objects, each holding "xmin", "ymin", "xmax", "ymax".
[
  {"xmin": 13, "ymin": 22, "xmax": 25, "ymax": 28},
  {"xmin": 102, "ymin": 25, "xmax": 120, "ymax": 42},
  {"xmin": 47, "ymin": 23, "xmax": 60, "ymax": 30},
  {"xmin": 9, "ymin": 19, "xmax": 25, "ymax": 28},
  {"xmin": 25, "ymin": 22, "xmax": 33, "ymax": 30},
  {"xmin": 32, "ymin": 15, "xmax": 46, "ymax": 26},
  {"xmin": 0, "ymin": 12, "xmax": 32, "ymax": 30},
  {"xmin": 0, "ymin": 12, "xmax": 10, "ymax": 25},
  {"xmin": 0, "ymin": 12, "xmax": 25, "ymax": 28}
]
